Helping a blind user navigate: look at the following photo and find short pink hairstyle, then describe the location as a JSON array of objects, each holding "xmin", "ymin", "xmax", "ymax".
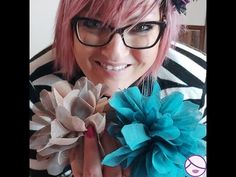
[{"xmin": 52, "ymin": 0, "xmax": 181, "ymax": 82}]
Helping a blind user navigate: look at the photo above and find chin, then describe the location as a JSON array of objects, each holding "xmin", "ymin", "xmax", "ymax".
[
  {"xmin": 91, "ymin": 76, "xmax": 136, "ymax": 96},
  {"xmin": 101, "ymin": 80, "xmax": 128, "ymax": 97},
  {"xmin": 103, "ymin": 84, "xmax": 122, "ymax": 97}
]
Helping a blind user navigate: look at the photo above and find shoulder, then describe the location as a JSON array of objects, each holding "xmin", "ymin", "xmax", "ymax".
[
  {"xmin": 157, "ymin": 42, "xmax": 206, "ymax": 121},
  {"xmin": 30, "ymin": 46, "xmax": 66, "ymax": 104},
  {"xmin": 29, "ymin": 46, "xmax": 73, "ymax": 177},
  {"xmin": 158, "ymin": 42, "xmax": 206, "ymax": 88},
  {"xmin": 30, "ymin": 45, "xmax": 64, "ymax": 87}
]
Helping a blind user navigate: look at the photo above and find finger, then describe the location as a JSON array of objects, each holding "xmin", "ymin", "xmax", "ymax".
[
  {"xmin": 83, "ymin": 125, "xmax": 103, "ymax": 177},
  {"xmin": 122, "ymin": 168, "xmax": 131, "ymax": 177},
  {"xmin": 69, "ymin": 141, "xmax": 84, "ymax": 177},
  {"xmin": 101, "ymin": 130, "xmax": 122, "ymax": 177}
]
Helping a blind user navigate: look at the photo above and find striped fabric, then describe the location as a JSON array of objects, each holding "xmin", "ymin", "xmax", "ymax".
[
  {"xmin": 29, "ymin": 42, "xmax": 206, "ymax": 177},
  {"xmin": 158, "ymin": 42, "xmax": 206, "ymax": 123}
]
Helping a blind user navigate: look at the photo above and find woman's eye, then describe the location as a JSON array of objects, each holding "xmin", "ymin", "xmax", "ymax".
[
  {"xmin": 83, "ymin": 20, "xmax": 102, "ymax": 29},
  {"xmin": 131, "ymin": 24, "xmax": 153, "ymax": 33}
]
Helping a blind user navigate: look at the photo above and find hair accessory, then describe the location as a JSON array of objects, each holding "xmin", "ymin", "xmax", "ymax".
[{"xmin": 171, "ymin": 0, "xmax": 192, "ymax": 15}]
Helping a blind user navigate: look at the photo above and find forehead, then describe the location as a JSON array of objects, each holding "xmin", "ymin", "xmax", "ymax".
[{"xmin": 79, "ymin": 0, "xmax": 160, "ymax": 26}]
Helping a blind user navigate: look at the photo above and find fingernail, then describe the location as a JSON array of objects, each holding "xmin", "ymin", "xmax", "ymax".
[{"xmin": 86, "ymin": 125, "xmax": 96, "ymax": 138}]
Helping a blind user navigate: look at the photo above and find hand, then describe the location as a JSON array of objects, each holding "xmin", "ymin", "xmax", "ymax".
[{"xmin": 70, "ymin": 125, "xmax": 130, "ymax": 177}]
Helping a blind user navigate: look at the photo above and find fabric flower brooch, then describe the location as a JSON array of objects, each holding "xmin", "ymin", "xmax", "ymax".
[
  {"xmin": 30, "ymin": 77, "xmax": 108, "ymax": 175},
  {"xmin": 102, "ymin": 81, "xmax": 206, "ymax": 177}
]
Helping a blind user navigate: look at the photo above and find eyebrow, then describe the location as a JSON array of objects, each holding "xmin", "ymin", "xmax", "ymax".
[{"xmin": 128, "ymin": 15, "xmax": 140, "ymax": 23}]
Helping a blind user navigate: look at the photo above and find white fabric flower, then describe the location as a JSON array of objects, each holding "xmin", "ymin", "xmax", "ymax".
[{"xmin": 30, "ymin": 77, "xmax": 108, "ymax": 175}]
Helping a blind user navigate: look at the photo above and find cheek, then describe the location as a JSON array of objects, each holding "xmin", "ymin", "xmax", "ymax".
[
  {"xmin": 132, "ymin": 45, "xmax": 159, "ymax": 65},
  {"xmin": 73, "ymin": 39, "xmax": 93, "ymax": 68},
  {"xmin": 73, "ymin": 39, "xmax": 86, "ymax": 61}
]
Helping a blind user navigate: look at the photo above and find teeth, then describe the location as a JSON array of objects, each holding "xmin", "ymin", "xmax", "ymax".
[{"xmin": 100, "ymin": 62, "xmax": 128, "ymax": 71}]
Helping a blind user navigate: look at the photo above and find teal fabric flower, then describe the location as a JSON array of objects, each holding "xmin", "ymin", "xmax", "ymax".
[{"xmin": 102, "ymin": 81, "xmax": 206, "ymax": 177}]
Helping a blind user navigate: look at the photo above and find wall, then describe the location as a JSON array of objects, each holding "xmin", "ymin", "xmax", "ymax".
[
  {"xmin": 180, "ymin": 0, "xmax": 206, "ymax": 51},
  {"xmin": 30, "ymin": 0, "xmax": 60, "ymax": 58},
  {"xmin": 182, "ymin": 0, "xmax": 206, "ymax": 25},
  {"xmin": 29, "ymin": 0, "xmax": 206, "ymax": 58}
]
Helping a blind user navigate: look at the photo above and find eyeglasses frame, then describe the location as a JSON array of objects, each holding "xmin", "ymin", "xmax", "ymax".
[{"xmin": 71, "ymin": 16, "xmax": 167, "ymax": 49}]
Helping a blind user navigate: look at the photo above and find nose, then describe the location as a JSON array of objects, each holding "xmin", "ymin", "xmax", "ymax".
[{"xmin": 101, "ymin": 34, "xmax": 130, "ymax": 61}]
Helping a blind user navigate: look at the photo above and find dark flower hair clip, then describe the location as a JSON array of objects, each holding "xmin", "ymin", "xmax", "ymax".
[{"xmin": 171, "ymin": 0, "xmax": 192, "ymax": 15}]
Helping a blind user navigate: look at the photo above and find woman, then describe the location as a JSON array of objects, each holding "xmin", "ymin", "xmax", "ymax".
[{"xmin": 30, "ymin": 0, "xmax": 206, "ymax": 177}]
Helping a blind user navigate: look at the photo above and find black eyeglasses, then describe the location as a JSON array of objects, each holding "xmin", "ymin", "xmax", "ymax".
[{"xmin": 71, "ymin": 16, "xmax": 166, "ymax": 49}]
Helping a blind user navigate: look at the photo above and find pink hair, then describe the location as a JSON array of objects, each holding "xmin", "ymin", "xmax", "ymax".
[
  {"xmin": 53, "ymin": 0, "xmax": 181, "ymax": 82},
  {"xmin": 140, "ymin": 0, "xmax": 182, "ymax": 84}
]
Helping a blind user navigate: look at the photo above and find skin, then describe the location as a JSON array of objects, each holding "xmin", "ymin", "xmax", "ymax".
[
  {"xmin": 70, "ymin": 1, "xmax": 161, "ymax": 177},
  {"xmin": 70, "ymin": 126, "xmax": 130, "ymax": 177},
  {"xmin": 73, "ymin": 2, "xmax": 161, "ymax": 97}
]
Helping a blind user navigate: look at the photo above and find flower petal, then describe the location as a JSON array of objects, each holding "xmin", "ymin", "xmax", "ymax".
[
  {"xmin": 131, "ymin": 154, "xmax": 147, "ymax": 177},
  {"xmin": 96, "ymin": 97, "xmax": 108, "ymax": 113},
  {"xmin": 156, "ymin": 142, "xmax": 186, "ymax": 165},
  {"xmin": 51, "ymin": 119, "xmax": 70, "ymax": 138},
  {"xmin": 152, "ymin": 149, "xmax": 175, "ymax": 174},
  {"xmin": 32, "ymin": 102, "xmax": 54, "ymax": 119},
  {"xmin": 107, "ymin": 123, "xmax": 126, "ymax": 145},
  {"xmin": 52, "ymin": 87, "xmax": 64, "ymax": 107},
  {"xmin": 121, "ymin": 123, "xmax": 150, "ymax": 150},
  {"xmin": 173, "ymin": 101, "xmax": 201, "ymax": 122},
  {"xmin": 123, "ymin": 87, "xmax": 143, "ymax": 111},
  {"xmin": 80, "ymin": 90, "xmax": 97, "ymax": 108},
  {"xmin": 57, "ymin": 149, "xmax": 70, "ymax": 165},
  {"xmin": 32, "ymin": 114, "xmax": 51, "ymax": 126},
  {"xmin": 49, "ymin": 136, "xmax": 81, "ymax": 145},
  {"xmin": 152, "ymin": 113, "xmax": 173, "ymax": 129},
  {"xmin": 143, "ymin": 109, "xmax": 160, "ymax": 127},
  {"xmin": 150, "ymin": 125, "xmax": 180, "ymax": 140},
  {"xmin": 151, "ymin": 81, "xmax": 161, "ymax": 97},
  {"xmin": 30, "ymin": 125, "xmax": 51, "ymax": 150},
  {"xmin": 191, "ymin": 123, "xmax": 206, "ymax": 139},
  {"xmin": 40, "ymin": 89, "xmax": 56, "ymax": 114},
  {"xmin": 47, "ymin": 152, "xmax": 68, "ymax": 176},
  {"xmin": 109, "ymin": 91, "xmax": 133, "ymax": 110},
  {"xmin": 113, "ymin": 107, "xmax": 137, "ymax": 123},
  {"xmin": 143, "ymin": 97, "xmax": 161, "ymax": 119},
  {"xmin": 102, "ymin": 146, "xmax": 132, "ymax": 167},
  {"xmin": 70, "ymin": 95, "xmax": 95, "ymax": 119},
  {"xmin": 52, "ymin": 80, "xmax": 72, "ymax": 97},
  {"xmin": 63, "ymin": 89, "xmax": 80, "ymax": 112},
  {"xmin": 143, "ymin": 82, "xmax": 161, "ymax": 115},
  {"xmin": 121, "ymin": 147, "xmax": 145, "ymax": 168},
  {"xmin": 146, "ymin": 150, "xmax": 159, "ymax": 177},
  {"xmin": 74, "ymin": 77, "xmax": 106, "ymax": 101},
  {"xmin": 84, "ymin": 113, "xmax": 106, "ymax": 134},
  {"xmin": 56, "ymin": 106, "xmax": 87, "ymax": 132},
  {"xmin": 160, "ymin": 92, "xmax": 184, "ymax": 115},
  {"xmin": 30, "ymin": 120, "xmax": 46, "ymax": 131},
  {"xmin": 95, "ymin": 83, "xmax": 108, "ymax": 99},
  {"xmin": 179, "ymin": 139, "xmax": 206, "ymax": 157},
  {"xmin": 38, "ymin": 142, "xmax": 78, "ymax": 157},
  {"xmin": 109, "ymin": 87, "xmax": 146, "ymax": 116}
]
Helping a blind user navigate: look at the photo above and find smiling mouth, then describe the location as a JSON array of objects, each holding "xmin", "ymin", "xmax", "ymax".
[
  {"xmin": 95, "ymin": 61, "xmax": 131, "ymax": 71},
  {"xmin": 192, "ymin": 169, "xmax": 199, "ymax": 173}
]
